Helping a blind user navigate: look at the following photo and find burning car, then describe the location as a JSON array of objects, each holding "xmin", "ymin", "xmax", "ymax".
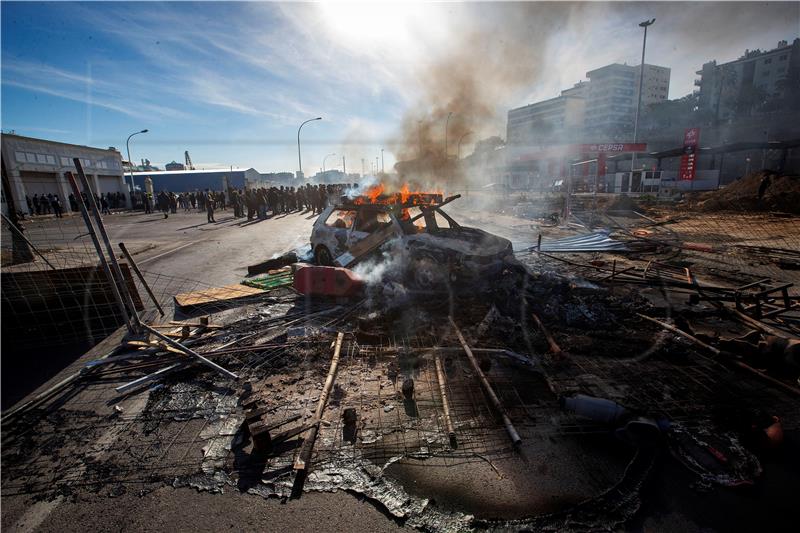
[{"xmin": 310, "ymin": 187, "xmax": 513, "ymax": 289}]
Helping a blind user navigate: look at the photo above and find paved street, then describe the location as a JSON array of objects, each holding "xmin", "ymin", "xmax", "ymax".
[{"xmin": 17, "ymin": 208, "xmax": 318, "ymax": 288}]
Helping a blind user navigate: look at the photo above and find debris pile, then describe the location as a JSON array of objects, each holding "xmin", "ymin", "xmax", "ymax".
[
  {"xmin": 2, "ymin": 188, "xmax": 799, "ymax": 532},
  {"xmin": 698, "ymin": 171, "xmax": 800, "ymax": 214}
]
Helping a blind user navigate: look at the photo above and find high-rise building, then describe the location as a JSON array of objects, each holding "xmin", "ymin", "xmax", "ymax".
[
  {"xmin": 506, "ymin": 82, "xmax": 588, "ymax": 148},
  {"xmin": 583, "ymin": 63, "xmax": 670, "ymax": 140},
  {"xmin": 507, "ymin": 62, "xmax": 670, "ymax": 148},
  {"xmin": 695, "ymin": 38, "xmax": 799, "ymax": 122}
]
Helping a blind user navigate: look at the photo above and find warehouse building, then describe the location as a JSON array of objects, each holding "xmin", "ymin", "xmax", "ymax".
[
  {"xmin": 1, "ymin": 133, "xmax": 127, "ymax": 216},
  {"xmin": 131, "ymin": 167, "xmax": 261, "ymax": 192}
]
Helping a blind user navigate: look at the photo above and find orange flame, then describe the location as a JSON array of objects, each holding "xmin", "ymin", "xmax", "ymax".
[{"xmin": 352, "ymin": 183, "xmax": 443, "ymax": 206}]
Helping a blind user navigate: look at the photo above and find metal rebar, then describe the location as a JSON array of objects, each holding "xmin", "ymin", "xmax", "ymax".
[
  {"xmin": 118, "ymin": 242, "xmax": 165, "ymax": 316},
  {"xmin": 449, "ymin": 316, "xmax": 522, "ymax": 446}
]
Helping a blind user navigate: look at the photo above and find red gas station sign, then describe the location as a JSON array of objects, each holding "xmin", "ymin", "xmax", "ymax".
[
  {"xmin": 579, "ymin": 143, "xmax": 647, "ymax": 153},
  {"xmin": 679, "ymin": 128, "xmax": 700, "ymax": 181}
]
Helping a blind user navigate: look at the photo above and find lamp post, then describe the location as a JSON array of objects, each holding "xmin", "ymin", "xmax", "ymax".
[
  {"xmin": 323, "ymin": 153, "xmax": 336, "ymax": 172},
  {"xmin": 297, "ymin": 117, "xmax": 322, "ymax": 179},
  {"xmin": 444, "ymin": 111, "xmax": 453, "ymax": 159},
  {"xmin": 457, "ymin": 131, "xmax": 473, "ymax": 160},
  {"xmin": 126, "ymin": 129, "xmax": 148, "ymax": 195},
  {"xmin": 417, "ymin": 120, "xmax": 423, "ymax": 159},
  {"xmin": 631, "ymin": 18, "xmax": 655, "ymax": 176}
]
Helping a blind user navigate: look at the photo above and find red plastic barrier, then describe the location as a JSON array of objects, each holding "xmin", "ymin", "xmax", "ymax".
[{"xmin": 292, "ymin": 265, "xmax": 364, "ymax": 297}]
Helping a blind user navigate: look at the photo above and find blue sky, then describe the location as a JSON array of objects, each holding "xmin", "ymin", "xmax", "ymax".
[{"xmin": 2, "ymin": 1, "xmax": 798, "ymax": 173}]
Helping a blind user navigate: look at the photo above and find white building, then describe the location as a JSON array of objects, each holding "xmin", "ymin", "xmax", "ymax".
[
  {"xmin": 583, "ymin": 63, "xmax": 670, "ymax": 140},
  {"xmin": 507, "ymin": 82, "xmax": 587, "ymax": 148},
  {"xmin": 1, "ymin": 133, "xmax": 127, "ymax": 216},
  {"xmin": 508, "ymin": 62, "xmax": 670, "ymax": 149},
  {"xmin": 695, "ymin": 38, "xmax": 799, "ymax": 121}
]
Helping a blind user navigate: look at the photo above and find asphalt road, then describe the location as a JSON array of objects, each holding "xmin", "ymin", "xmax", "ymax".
[{"xmin": 17, "ymin": 207, "xmax": 318, "ymax": 287}]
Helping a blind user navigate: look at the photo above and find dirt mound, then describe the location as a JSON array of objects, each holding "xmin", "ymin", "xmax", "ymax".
[{"xmin": 698, "ymin": 172, "xmax": 800, "ymax": 214}]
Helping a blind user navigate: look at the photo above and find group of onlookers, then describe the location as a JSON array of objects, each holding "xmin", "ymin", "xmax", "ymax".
[{"xmin": 24, "ymin": 191, "xmax": 128, "ymax": 219}]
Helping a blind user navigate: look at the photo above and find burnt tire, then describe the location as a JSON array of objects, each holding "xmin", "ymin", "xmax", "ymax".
[{"xmin": 314, "ymin": 245, "xmax": 333, "ymax": 266}]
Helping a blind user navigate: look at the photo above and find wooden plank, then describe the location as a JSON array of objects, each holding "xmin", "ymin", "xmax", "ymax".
[{"xmin": 174, "ymin": 283, "xmax": 266, "ymax": 308}]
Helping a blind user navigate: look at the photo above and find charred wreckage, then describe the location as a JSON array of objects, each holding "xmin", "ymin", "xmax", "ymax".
[{"xmin": 2, "ymin": 180, "xmax": 799, "ymax": 532}]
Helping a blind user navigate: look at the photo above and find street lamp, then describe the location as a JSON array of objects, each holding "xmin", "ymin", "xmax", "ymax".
[
  {"xmin": 297, "ymin": 117, "xmax": 322, "ymax": 178},
  {"xmin": 323, "ymin": 153, "xmax": 336, "ymax": 172},
  {"xmin": 444, "ymin": 111, "xmax": 453, "ymax": 159},
  {"xmin": 126, "ymin": 129, "xmax": 148, "ymax": 194},
  {"xmin": 631, "ymin": 18, "xmax": 655, "ymax": 175},
  {"xmin": 457, "ymin": 131, "xmax": 473, "ymax": 160}
]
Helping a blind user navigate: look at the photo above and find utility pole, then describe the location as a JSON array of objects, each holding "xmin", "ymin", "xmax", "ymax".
[
  {"xmin": 376, "ymin": 156, "xmax": 379, "ymax": 174},
  {"xmin": 444, "ymin": 111, "xmax": 453, "ymax": 159},
  {"xmin": 297, "ymin": 117, "xmax": 322, "ymax": 179},
  {"xmin": 631, "ymin": 18, "xmax": 655, "ymax": 178},
  {"xmin": 342, "ymin": 155, "xmax": 346, "ymax": 175},
  {"xmin": 381, "ymin": 148, "xmax": 384, "ymax": 173}
]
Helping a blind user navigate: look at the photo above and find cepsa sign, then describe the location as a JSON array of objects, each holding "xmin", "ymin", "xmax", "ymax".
[
  {"xmin": 679, "ymin": 128, "xmax": 701, "ymax": 181},
  {"xmin": 580, "ymin": 143, "xmax": 647, "ymax": 153}
]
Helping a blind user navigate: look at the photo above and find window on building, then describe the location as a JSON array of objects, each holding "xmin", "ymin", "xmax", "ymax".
[
  {"xmin": 36, "ymin": 154, "xmax": 48, "ymax": 164},
  {"xmin": 46, "ymin": 155, "xmax": 56, "ymax": 165},
  {"xmin": 764, "ymin": 58, "xmax": 772, "ymax": 64},
  {"xmin": 25, "ymin": 153, "xmax": 37, "ymax": 163},
  {"xmin": 60, "ymin": 157, "xmax": 72, "ymax": 166},
  {"xmin": 779, "ymin": 54, "xmax": 788, "ymax": 61},
  {"xmin": 15, "ymin": 151, "xmax": 26, "ymax": 162}
]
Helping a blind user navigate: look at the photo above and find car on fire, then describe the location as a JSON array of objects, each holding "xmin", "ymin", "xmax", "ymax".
[{"xmin": 310, "ymin": 191, "xmax": 513, "ymax": 289}]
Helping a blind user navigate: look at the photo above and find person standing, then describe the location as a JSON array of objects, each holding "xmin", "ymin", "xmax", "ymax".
[
  {"xmin": 100, "ymin": 194, "xmax": 111, "ymax": 215},
  {"xmin": 41, "ymin": 194, "xmax": 52, "ymax": 215},
  {"xmin": 206, "ymin": 189, "xmax": 216, "ymax": 223},
  {"xmin": 52, "ymin": 194, "xmax": 63, "ymax": 218}
]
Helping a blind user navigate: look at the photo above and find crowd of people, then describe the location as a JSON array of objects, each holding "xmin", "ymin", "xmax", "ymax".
[
  {"xmin": 21, "ymin": 183, "xmax": 357, "ymax": 223},
  {"xmin": 24, "ymin": 191, "xmax": 128, "ymax": 219},
  {"xmin": 145, "ymin": 183, "xmax": 355, "ymax": 223}
]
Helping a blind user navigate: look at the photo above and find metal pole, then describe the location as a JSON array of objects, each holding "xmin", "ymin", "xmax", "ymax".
[
  {"xmin": 126, "ymin": 129, "xmax": 148, "ymax": 198},
  {"xmin": 323, "ymin": 153, "xmax": 335, "ymax": 173},
  {"xmin": 444, "ymin": 111, "xmax": 453, "ymax": 159},
  {"xmin": 297, "ymin": 117, "xmax": 322, "ymax": 178},
  {"xmin": 65, "ymin": 171, "xmax": 134, "ymax": 335},
  {"xmin": 118, "ymin": 242, "xmax": 165, "ymax": 316},
  {"xmin": 457, "ymin": 131, "xmax": 473, "ymax": 160},
  {"xmin": 631, "ymin": 19, "xmax": 654, "ymax": 177},
  {"xmin": 449, "ymin": 317, "xmax": 522, "ymax": 446},
  {"xmin": 73, "ymin": 159, "xmax": 142, "ymax": 329},
  {"xmin": 342, "ymin": 155, "xmax": 346, "ymax": 175},
  {"xmin": 417, "ymin": 120, "xmax": 423, "ymax": 159},
  {"xmin": 381, "ymin": 148, "xmax": 384, "ymax": 172}
]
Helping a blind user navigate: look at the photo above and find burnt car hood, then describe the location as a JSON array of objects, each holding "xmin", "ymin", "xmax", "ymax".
[{"xmin": 407, "ymin": 226, "xmax": 512, "ymax": 257}]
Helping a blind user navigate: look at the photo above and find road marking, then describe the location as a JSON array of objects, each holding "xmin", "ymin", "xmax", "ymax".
[{"xmin": 138, "ymin": 241, "xmax": 195, "ymax": 265}]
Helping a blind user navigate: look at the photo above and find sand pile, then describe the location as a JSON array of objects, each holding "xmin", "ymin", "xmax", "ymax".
[{"xmin": 698, "ymin": 172, "xmax": 800, "ymax": 214}]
